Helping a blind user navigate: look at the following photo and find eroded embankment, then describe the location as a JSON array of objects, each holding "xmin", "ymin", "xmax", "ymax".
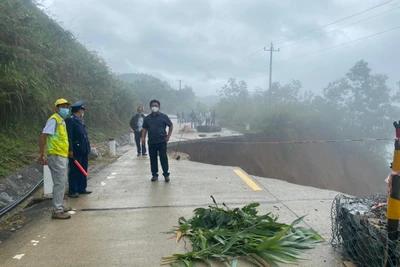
[{"xmin": 176, "ymin": 134, "xmax": 388, "ymax": 196}]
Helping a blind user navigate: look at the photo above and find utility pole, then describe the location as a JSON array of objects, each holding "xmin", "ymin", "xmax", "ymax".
[
  {"xmin": 264, "ymin": 42, "xmax": 280, "ymax": 102},
  {"xmin": 178, "ymin": 80, "xmax": 182, "ymax": 91}
]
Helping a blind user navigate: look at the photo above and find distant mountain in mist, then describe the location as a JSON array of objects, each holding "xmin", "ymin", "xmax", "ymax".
[
  {"xmin": 118, "ymin": 73, "xmax": 159, "ymax": 83},
  {"xmin": 196, "ymin": 95, "xmax": 220, "ymax": 106}
]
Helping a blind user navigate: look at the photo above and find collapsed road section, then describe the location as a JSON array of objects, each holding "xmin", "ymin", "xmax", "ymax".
[{"xmin": 175, "ymin": 133, "xmax": 387, "ymax": 197}]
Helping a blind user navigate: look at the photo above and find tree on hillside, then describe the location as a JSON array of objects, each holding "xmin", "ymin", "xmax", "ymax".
[
  {"xmin": 266, "ymin": 80, "xmax": 302, "ymax": 105},
  {"xmin": 216, "ymin": 60, "xmax": 399, "ymax": 158},
  {"xmin": 175, "ymin": 85, "xmax": 196, "ymax": 112},
  {"xmin": 218, "ymin": 78, "xmax": 249, "ymax": 101},
  {"xmin": 217, "ymin": 78, "xmax": 250, "ymax": 124},
  {"xmin": 118, "ymin": 73, "xmax": 197, "ymax": 114},
  {"xmin": 323, "ymin": 60, "xmax": 397, "ymax": 140}
]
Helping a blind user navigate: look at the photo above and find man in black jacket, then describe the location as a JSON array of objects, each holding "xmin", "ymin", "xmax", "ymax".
[
  {"xmin": 130, "ymin": 106, "xmax": 147, "ymax": 157},
  {"xmin": 142, "ymin": 100, "xmax": 173, "ymax": 182},
  {"xmin": 65, "ymin": 100, "xmax": 92, "ymax": 198}
]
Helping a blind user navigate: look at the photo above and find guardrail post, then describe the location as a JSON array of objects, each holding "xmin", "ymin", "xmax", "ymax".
[{"xmin": 109, "ymin": 138, "xmax": 116, "ymax": 156}]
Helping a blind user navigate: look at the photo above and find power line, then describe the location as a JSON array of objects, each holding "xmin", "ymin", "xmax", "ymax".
[
  {"xmin": 280, "ymin": 5, "xmax": 400, "ymax": 49},
  {"xmin": 274, "ymin": 0, "xmax": 395, "ymax": 44},
  {"xmin": 277, "ymin": 26, "xmax": 400, "ymax": 63},
  {"xmin": 239, "ymin": 48, "xmax": 264, "ymax": 64},
  {"xmin": 239, "ymin": 0, "xmax": 395, "ymax": 65}
]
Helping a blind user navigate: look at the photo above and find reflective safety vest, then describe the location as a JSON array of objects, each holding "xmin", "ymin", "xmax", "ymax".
[{"xmin": 46, "ymin": 113, "xmax": 69, "ymax": 158}]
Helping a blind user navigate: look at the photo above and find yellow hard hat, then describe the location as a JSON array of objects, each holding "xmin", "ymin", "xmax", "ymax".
[{"xmin": 54, "ymin": 98, "xmax": 71, "ymax": 107}]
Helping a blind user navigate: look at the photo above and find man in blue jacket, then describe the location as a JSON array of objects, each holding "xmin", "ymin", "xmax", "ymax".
[{"xmin": 65, "ymin": 100, "xmax": 92, "ymax": 198}]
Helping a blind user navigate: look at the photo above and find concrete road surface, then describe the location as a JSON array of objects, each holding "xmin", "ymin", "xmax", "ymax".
[{"xmin": 0, "ymin": 121, "xmax": 344, "ymax": 267}]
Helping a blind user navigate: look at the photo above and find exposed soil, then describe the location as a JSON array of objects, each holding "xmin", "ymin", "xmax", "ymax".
[{"xmin": 176, "ymin": 134, "xmax": 388, "ymax": 197}]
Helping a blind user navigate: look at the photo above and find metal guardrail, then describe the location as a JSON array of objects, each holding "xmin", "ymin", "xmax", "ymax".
[{"xmin": 0, "ymin": 179, "xmax": 44, "ymax": 218}]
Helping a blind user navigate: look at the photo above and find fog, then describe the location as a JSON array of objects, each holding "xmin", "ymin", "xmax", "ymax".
[
  {"xmin": 38, "ymin": 0, "xmax": 399, "ymax": 96},
  {"xmin": 38, "ymin": 0, "xmax": 399, "ymax": 168}
]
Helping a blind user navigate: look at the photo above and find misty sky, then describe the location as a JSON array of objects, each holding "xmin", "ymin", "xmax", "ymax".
[{"xmin": 39, "ymin": 0, "xmax": 399, "ymax": 97}]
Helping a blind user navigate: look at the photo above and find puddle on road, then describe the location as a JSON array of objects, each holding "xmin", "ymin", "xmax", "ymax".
[{"xmin": 31, "ymin": 240, "xmax": 39, "ymax": 246}]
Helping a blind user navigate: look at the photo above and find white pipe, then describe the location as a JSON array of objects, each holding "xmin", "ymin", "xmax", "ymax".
[{"xmin": 109, "ymin": 138, "xmax": 116, "ymax": 156}]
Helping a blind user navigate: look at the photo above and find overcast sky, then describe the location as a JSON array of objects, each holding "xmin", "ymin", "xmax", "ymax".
[{"xmin": 39, "ymin": 0, "xmax": 399, "ymax": 96}]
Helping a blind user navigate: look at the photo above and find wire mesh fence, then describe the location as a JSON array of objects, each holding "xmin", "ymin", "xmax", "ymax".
[{"xmin": 331, "ymin": 194, "xmax": 399, "ymax": 267}]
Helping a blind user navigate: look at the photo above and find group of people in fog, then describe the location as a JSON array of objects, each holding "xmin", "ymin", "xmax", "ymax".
[{"xmin": 177, "ymin": 109, "xmax": 216, "ymax": 129}]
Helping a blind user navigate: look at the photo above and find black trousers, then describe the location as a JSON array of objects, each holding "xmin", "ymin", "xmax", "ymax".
[
  {"xmin": 69, "ymin": 154, "xmax": 88, "ymax": 194},
  {"xmin": 148, "ymin": 142, "xmax": 169, "ymax": 177},
  {"xmin": 134, "ymin": 130, "xmax": 147, "ymax": 155}
]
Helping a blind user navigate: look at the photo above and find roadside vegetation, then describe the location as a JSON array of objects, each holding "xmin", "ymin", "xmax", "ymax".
[
  {"xmin": 0, "ymin": 0, "xmax": 186, "ymax": 177},
  {"xmin": 217, "ymin": 60, "xmax": 400, "ymax": 163}
]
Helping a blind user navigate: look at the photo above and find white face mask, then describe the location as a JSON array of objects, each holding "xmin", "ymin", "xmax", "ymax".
[{"xmin": 151, "ymin": 107, "xmax": 159, "ymax": 113}]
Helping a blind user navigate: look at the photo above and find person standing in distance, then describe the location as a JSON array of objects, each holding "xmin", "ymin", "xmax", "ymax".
[
  {"xmin": 190, "ymin": 109, "xmax": 197, "ymax": 129},
  {"xmin": 142, "ymin": 100, "xmax": 173, "ymax": 182},
  {"xmin": 130, "ymin": 106, "xmax": 147, "ymax": 157},
  {"xmin": 65, "ymin": 101, "xmax": 92, "ymax": 198},
  {"xmin": 36, "ymin": 98, "xmax": 72, "ymax": 220},
  {"xmin": 205, "ymin": 109, "xmax": 211, "ymax": 126},
  {"xmin": 211, "ymin": 110, "xmax": 216, "ymax": 125}
]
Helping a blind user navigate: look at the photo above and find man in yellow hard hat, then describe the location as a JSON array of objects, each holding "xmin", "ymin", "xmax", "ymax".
[{"xmin": 36, "ymin": 98, "xmax": 73, "ymax": 220}]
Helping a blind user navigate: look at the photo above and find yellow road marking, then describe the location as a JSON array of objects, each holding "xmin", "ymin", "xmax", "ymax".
[{"xmin": 233, "ymin": 169, "xmax": 262, "ymax": 191}]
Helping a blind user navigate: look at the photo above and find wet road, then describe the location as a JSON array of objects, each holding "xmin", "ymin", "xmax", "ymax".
[{"xmin": 0, "ymin": 122, "xmax": 343, "ymax": 266}]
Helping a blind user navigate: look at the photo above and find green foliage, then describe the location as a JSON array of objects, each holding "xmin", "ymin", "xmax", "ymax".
[
  {"xmin": 0, "ymin": 121, "xmax": 40, "ymax": 176},
  {"xmin": 0, "ymin": 0, "xmax": 138, "ymax": 131},
  {"xmin": 162, "ymin": 196, "xmax": 323, "ymax": 267},
  {"xmin": 217, "ymin": 60, "xmax": 400, "ymax": 159},
  {"xmin": 322, "ymin": 60, "xmax": 398, "ymax": 156},
  {"xmin": 0, "ymin": 0, "xmax": 144, "ymax": 176}
]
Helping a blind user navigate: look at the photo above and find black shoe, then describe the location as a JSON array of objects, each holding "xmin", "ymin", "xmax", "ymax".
[
  {"xmin": 137, "ymin": 153, "xmax": 141, "ymax": 157},
  {"xmin": 79, "ymin": 191, "xmax": 92, "ymax": 194},
  {"xmin": 142, "ymin": 153, "xmax": 148, "ymax": 156},
  {"xmin": 69, "ymin": 193, "xmax": 79, "ymax": 198},
  {"xmin": 151, "ymin": 176, "xmax": 158, "ymax": 182},
  {"xmin": 164, "ymin": 176, "xmax": 170, "ymax": 182}
]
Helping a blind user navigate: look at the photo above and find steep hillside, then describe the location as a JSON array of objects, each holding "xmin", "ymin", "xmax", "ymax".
[{"xmin": 0, "ymin": 0, "xmax": 138, "ymax": 176}]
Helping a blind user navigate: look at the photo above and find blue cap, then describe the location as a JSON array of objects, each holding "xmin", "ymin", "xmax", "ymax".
[{"xmin": 71, "ymin": 100, "xmax": 85, "ymax": 112}]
